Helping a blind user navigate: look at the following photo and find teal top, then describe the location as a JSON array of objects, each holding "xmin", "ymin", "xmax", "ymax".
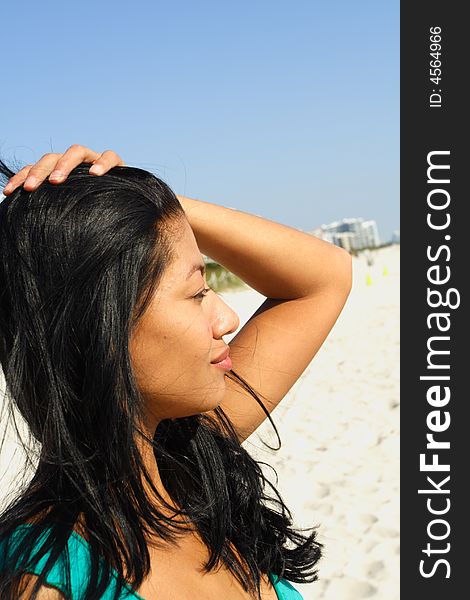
[{"xmin": 1, "ymin": 524, "xmax": 303, "ymax": 599}]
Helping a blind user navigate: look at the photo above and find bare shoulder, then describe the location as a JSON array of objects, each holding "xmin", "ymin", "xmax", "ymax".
[{"xmin": 18, "ymin": 574, "xmax": 66, "ymax": 599}]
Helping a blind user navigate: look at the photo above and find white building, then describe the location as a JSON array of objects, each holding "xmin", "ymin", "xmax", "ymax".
[{"xmin": 309, "ymin": 217, "xmax": 381, "ymax": 251}]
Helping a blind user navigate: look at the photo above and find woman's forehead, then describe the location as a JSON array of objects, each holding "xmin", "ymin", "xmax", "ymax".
[
  {"xmin": 157, "ymin": 227, "xmax": 205, "ymax": 293},
  {"xmin": 166, "ymin": 221, "xmax": 205, "ymax": 281}
]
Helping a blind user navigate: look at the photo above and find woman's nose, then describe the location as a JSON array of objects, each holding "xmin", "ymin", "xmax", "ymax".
[
  {"xmin": 225, "ymin": 305, "xmax": 240, "ymax": 336},
  {"xmin": 212, "ymin": 296, "xmax": 240, "ymax": 338}
]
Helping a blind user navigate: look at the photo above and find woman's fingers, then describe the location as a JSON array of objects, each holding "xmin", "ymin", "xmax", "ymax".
[
  {"xmin": 88, "ymin": 149, "xmax": 126, "ymax": 176},
  {"xmin": 47, "ymin": 145, "xmax": 124, "ymax": 183},
  {"xmin": 2, "ymin": 145, "xmax": 126, "ymax": 195},
  {"xmin": 3, "ymin": 163, "xmax": 35, "ymax": 195},
  {"xmin": 21, "ymin": 153, "xmax": 68, "ymax": 191},
  {"xmin": 45, "ymin": 144, "xmax": 102, "ymax": 184}
]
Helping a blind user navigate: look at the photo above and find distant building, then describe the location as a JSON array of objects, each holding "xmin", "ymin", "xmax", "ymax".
[
  {"xmin": 391, "ymin": 229, "xmax": 400, "ymax": 244},
  {"xmin": 309, "ymin": 217, "xmax": 381, "ymax": 251}
]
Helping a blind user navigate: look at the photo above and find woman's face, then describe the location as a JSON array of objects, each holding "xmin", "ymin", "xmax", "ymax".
[{"xmin": 129, "ymin": 218, "xmax": 240, "ymax": 430}]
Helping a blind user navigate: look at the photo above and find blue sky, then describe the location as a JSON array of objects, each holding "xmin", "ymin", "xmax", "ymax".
[{"xmin": 1, "ymin": 0, "xmax": 398, "ymax": 242}]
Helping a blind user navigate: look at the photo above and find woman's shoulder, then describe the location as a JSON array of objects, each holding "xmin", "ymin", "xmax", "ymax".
[
  {"xmin": 1, "ymin": 522, "xmax": 86, "ymax": 598},
  {"xmin": 1, "ymin": 522, "xmax": 141, "ymax": 599}
]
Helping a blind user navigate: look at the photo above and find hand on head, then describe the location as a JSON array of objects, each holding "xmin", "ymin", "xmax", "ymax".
[{"xmin": 2, "ymin": 144, "xmax": 124, "ymax": 195}]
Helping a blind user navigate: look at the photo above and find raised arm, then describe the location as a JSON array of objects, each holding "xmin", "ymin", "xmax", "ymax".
[{"xmin": 177, "ymin": 194, "xmax": 352, "ymax": 443}]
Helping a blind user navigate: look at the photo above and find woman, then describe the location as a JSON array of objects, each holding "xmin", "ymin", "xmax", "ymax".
[{"xmin": 0, "ymin": 145, "xmax": 352, "ymax": 599}]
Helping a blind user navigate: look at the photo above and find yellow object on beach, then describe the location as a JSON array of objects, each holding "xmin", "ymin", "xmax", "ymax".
[
  {"xmin": 366, "ymin": 273, "xmax": 372, "ymax": 286},
  {"xmin": 383, "ymin": 266, "xmax": 389, "ymax": 276}
]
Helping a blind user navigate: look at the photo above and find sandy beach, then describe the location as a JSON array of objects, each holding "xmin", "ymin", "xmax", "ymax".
[
  {"xmin": 221, "ymin": 244, "xmax": 400, "ymax": 600},
  {"xmin": 0, "ymin": 244, "xmax": 400, "ymax": 599}
]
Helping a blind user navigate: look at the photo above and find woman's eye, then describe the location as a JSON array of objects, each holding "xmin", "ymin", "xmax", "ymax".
[{"xmin": 193, "ymin": 287, "xmax": 211, "ymax": 301}]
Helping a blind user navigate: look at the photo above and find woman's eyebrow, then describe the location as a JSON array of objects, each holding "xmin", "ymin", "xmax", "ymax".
[{"xmin": 185, "ymin": 262, "xmax": 206, "ymax": 280}]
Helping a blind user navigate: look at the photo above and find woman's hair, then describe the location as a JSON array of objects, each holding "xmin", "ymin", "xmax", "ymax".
[{"xmin": 0, "ymin": 161, "xmax": 322, "ymax": 600}]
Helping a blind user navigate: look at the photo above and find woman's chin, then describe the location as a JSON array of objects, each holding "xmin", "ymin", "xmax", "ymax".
[{"xmin": 203, "ymin": 383, "xmax": 227, "ymax": 410}]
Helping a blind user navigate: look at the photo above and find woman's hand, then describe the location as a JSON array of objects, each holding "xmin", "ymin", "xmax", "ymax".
[{"xmin": 2, "ymin": 144, "xmax": 125, "ymax": 195}]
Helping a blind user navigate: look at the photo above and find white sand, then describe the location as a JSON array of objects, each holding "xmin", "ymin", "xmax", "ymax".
[
  {"xmin": 221, "ymin": 244, "xmax": 400, "ymax": 600},
  {"xmin": 0, "ymin": 244, "xmax": 400, "ymax": 599}
]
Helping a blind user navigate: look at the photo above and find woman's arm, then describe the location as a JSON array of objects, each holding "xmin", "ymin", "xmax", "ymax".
[
  {"xmin": 177, "ymin": 194, "xmax": 352, "ymax": 299},
  {"xmin": 177, "ymin": 194, "xmax": 352, "ymax": 443}
]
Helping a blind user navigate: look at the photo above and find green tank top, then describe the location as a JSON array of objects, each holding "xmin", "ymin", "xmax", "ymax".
[{"xmin": 1, "ymin": 524, "xmax": 303, "ymax": 599}]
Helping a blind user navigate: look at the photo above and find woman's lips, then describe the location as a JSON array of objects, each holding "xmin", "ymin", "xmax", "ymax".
[
  {"xmin": 210, "ymin": 345, "xmax": 232, "ymax": 370},
  {"xmin": 211, "ymin": 355, "xmax": 233, "ymax": 370}
]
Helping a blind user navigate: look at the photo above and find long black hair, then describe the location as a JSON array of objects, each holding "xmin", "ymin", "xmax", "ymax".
[{"xmin": 0, "ymin": 160, "xmax": 322, "ymax": 600}]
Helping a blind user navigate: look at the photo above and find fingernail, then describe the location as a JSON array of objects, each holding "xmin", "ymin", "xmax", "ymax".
[
  {"xmin": 89, "ymin": 165, "xmax": 104, "ymax": 175},
  {"xmin": 24, "ymin": 176, "xmax": 39, "ymax": 189},
  {"xmin": 49, "ymin": 171, "xmax": 65, "ymax": 181},
  {"xmin": 3, "ymin": 183, "xmax": 13, "ymax": 193}
]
